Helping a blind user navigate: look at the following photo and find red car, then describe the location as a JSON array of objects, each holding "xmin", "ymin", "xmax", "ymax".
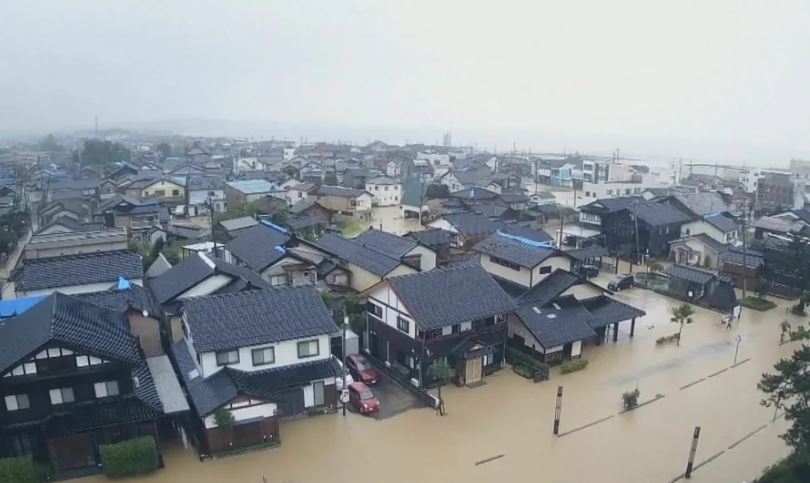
[
  {"xmin": 349, "ymin": 382, "xmax": 380, "ymax": 414},
  {"xmin": 345, "ymin": 354, "xmax": 380, "ymax": 385}
]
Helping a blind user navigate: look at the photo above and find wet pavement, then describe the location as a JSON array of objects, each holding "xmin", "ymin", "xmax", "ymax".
[
  {"xmin": 367, "ymin": 373, "xmax": 423, "ymax": 421},
  {"xmin": 80, "ymin": 285, "xmax": 802, "ymax": 483}
]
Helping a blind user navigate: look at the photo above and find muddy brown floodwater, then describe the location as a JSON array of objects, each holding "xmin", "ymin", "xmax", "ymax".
[{"xmin": 81, "ymin": 280, "xmax": 801, "ymax": 483}]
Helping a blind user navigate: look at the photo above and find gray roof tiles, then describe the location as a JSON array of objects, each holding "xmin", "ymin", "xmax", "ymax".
[
  {"xmin": 313, "ymin": 233, "xmax": 402, "ymax": 276},
  {"xmin": 14, "ymin": 250, "xmax": 143, "ymax": 292},
  {"xmin": 515, "ymin": 296, "xmax": 597, "ymax": 348},
  {"xmin": 354, "ymin": 228, "xmax": 418, "ymax": 258},
  {"xmin": 474, "ymin": 232, "xmax": 557, "ymax": 268},
  {"xmin": 224, "ymin": 223, "xmax": 291, "ymax": 271},
  {"xmin": 387, "ymin": 264, "xmax": 517, "ymax": 330},
  {"xmin": 182, "ymin": 287, "xmax": 338, "ymax": 353}
]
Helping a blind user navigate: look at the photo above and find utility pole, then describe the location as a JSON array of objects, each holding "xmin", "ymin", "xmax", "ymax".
[
  {"xmin": 207, "ymin": 194, "xmax": 217, "ymax": 258},
  {"xmin": 553, "ymin": 386, "xmax": 563, "ymax": 435},
  {"xmin": 632, "ymin": 197, "xmax": 641, "ymax": 265},
  {"xmin": 684, "ymin": 426, "xmax": 701, "ymax": 479},
  {"xmin": 342, "ymin": 314, "xmax": 348, "ymax": 417},
  {"xmin": 741, "ymin": 202, "xmax": 749, "ymax": 299}
]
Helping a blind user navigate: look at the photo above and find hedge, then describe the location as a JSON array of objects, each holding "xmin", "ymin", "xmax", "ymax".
[
  {"xmin": 0, "ymin": 456, "xmax": 38, "ymax": 483},
  {"xmin": 100, "ymin": 436, "xmax": 158, "ymax": 478},
  {"xmin": 560, "ymin": 359, "xmax": 588, "ymax": 374},
  {"xmin": 506, "ymin": 346, "xmax": 550, "ymax": 381},
  {"xmin": 740, "ymin": 296, "xmax": 776, "ymax": 311}
]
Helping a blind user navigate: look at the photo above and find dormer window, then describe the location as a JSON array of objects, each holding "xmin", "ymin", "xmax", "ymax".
[
  {"xmin": 4, "ymin": 394, "xmax": 30, "ymax": 411},
  {"xmin": 216, "ymin": 350, "xmax": 240, "ymax": 366}
]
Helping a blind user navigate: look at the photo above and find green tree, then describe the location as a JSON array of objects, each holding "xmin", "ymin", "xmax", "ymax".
[
  {"xmin": 756, "ymin": 279, "xmax": 770, "ymax": 300},
  {"xmin": 670, "ymin": 303, "xmax": 694, "ymax": 347},
  {"xmin": 40, "ymin": 133, "xmax": 62, "ymax": 152},
  {"xmin": 427, "ymin": 359, "xmax": 455, "ymax": 416},
  {"xmin": 80, "ymin": 139, "xmax": 131, "ymax": 165},
  {"xmin": 759, "ymin": 338, "xmax": 810, "ymax": 458},
  {"xmin": 648, "ymin": 261, "xmax": 664, "ymax": 273},
  {"xmin": 155, "ymin": 142, "xmax": 172, "ymax": 159},
  {"xmin": 324, "ymin": 171, "xmax": 339, "ymax": 186},
  {"xmin": 213, "ymin": 408, "xmax": 234, "ymax": 429}
]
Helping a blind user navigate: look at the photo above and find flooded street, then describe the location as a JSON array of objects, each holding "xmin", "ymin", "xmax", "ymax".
[
  {"xmin": 82, "ymin": 283, "xmax": 801, "ymax": 483},
  {"xmin": 365, "ymin": 206, "xmax": 425, "ymax": 236}
]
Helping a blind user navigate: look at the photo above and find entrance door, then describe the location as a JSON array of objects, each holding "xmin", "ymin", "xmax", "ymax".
[
  {"xmin": 465, "ymin": 358, "xmax": 483, "ymax": 385},
  {"xmin": 313, "ymin": 381, "xmax": 325, "ymax": 406},
  {"xmin": 48, "ymin": 433, "xmax": 95, "ymax": 471}
]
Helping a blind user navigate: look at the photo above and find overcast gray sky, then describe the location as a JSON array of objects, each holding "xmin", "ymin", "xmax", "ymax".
[{"xmin": 1, "ymin": 0, "xmax": 809, "ymax": 165}]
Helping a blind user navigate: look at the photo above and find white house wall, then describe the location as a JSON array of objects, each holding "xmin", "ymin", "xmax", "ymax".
[
  {"xmin": 199, "ymin": 334, "xmax": 332, "ymax": 378},
  {"xmin": 405, "ymin": 245, "xmax": 436, "ymax": 271},
  {"xmin": 16, "ymin": 278, "xmax": 144, "ymax": 299},
  {"xmin": 177, "ymin": 275, "xmax": 233, "ymax": 300},
  {"xmin": 367, "ymin": 283, "xmax": 417, "ymax": 340},
  {"xmin": 480, "ymin": 255, "xmax": 532, "ymax": 287},
  {"xmin": 507, "ymin": 314, "xmax": 545, "ymax": 353}
]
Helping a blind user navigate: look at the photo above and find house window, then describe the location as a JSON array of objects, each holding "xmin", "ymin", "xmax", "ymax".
[
  {"xmin": 366, "ymin": 302, "xmax": 383, "ymax": 319},
  {"xmin": 298, "ymin": 340, "xmax": 320, "ymax": 358},
  {"xmin": 452, "ymin": 324, "xmax": 460, "ymax": 334},
  {"xmin": 269, "ymin": 275, "xmax": 286, "ymax": 286},
  {"xmin": 460, "ymin": 321, "xmax": 472, "ymax": 332},
  {"xmin": 172, "ymin": 189, "xmax": 179, "ymax": 196},
  {"xmin": 538, "ymin": 266, "xmax": 552, "ymax": 274},
  {"xmin": 397, "ymin": 317, "xmax": 410, "ymax": 333},
  {"xmin": 216, "ymin": 350, "xmax": 240, "ymax": 366},
  {"xmin": 490, "ymin": 255, "xmax": 520, "ymax": 271},
  {"xmin": 252, "ymin": 347, "xmax": 275, "ymax": 366},
  {"xmin": 94, "ymin": 381, "xmax": 119, "ymax": 398},
  {"xmin": 49, "ymin": 387, "xmax": 75, "ymax": 405},
  {"xmin": 4, "ymin": 394, "xmax": 30, "ymax": 411}
]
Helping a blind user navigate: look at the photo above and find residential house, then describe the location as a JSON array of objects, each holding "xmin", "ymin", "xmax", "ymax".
[
  {"xmin": 401, "ymin": 180, "xmax": 429, "ymax": 220},
  {"xmin": 473, "ymin": 232, "xmax": 569, "ymax": 289},
  {"xmin": 133, "ymin": 177, "xmax": 186, "ymax": 204},
  {"xmin": 354, "ymin": 228, "xmax": 437, "ymax": 271},
  {"xmin": 305, "ymin": 233, "xmax": 418, "ymax": 292},
  {"xmin": 285, "ymin": 182, "xmax": 316, "ymax": 207},
  {"xmin": 406, "ymin": 229, "xmax": 457, "ymax": 266},
  {"xmin": 666, "ymin": 264, "xmax": 739, "ymax": 313},
  {"xmin": 97, "ymin": 195, "xmax": 162, "ymax": 242},
  {"xmin": 10, "ymin": 250, "xmax": 143, "ymax": 298},
  {"xmin": 186, "ymin": 176, "xmax": 225, "ymax": 216},
  {"xmin": 720, "ymin": 246, "xmax": 764, "ymax": 290},
  {"xmin": 0, "ymin": 293, "xmax": 186, "ymax": 477},
  {"xmin": 757, "ymin": 171, "xmax": 795, "ymax": 215},
  {"xmin": 24, "ymin": 228, "xmax": 128, "ymax": 260},
  {"xmin": 600, "ymin": 200, "xmax": 692, "ymax": 258},
  {"xmin": 578, "ymin": 196, "xmax": 644, "ymax": 227},
  {"xmin": 365, "ymin": 177, "xmax": 401, "ymax": 207},
  {"xmin": 669, "ymin": 234, "xmax": 727, "ymax": 269},
  {"xmin": 217, "ymin": 216, "xmax": 259, "ymax": 240},
  {"xmin": 311, "ymin": 186, "xmax": 373, "ymax": 220},
  {"xmin": 36, "ymin": 216, "xmax": 104, "ymax": 235},
  {"xmin": 362, "ymin": 264, "xmax": 516, "ymax": 386},
  {"xmin": 680, "ymin": 212, "xmax": 740, "ymax": 245},
  {"xmin": 224, "ymin": 180, "xmax": 284, "ymax": 207},
  {"xmin": 171, "ymin": 288, "xmax": 341, "ymax": 456}
]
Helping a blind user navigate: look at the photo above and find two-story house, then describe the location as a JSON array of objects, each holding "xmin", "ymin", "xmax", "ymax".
[
  {"xmin": 170, "ymin": 288, "xmax": 341, "ymax": 456},
  {"xmin": 362, "ymin": 264, "xmax": 516, "ymax": 387},
  {"xmin": 0, "ymin": 293, "xmax": 186, "ymax": 477},
  {"xmin": 97, "ymin": 195, "xmax": 162, "ymax": 242},
  {"xmin": 601, "ymin": 200, "xmax": 692, "ymax": 259}
]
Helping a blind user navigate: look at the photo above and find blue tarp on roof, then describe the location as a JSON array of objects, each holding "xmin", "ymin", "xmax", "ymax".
[{"xmin": 0, "ymin": 295, "xmax": 47, "ymax": 318}]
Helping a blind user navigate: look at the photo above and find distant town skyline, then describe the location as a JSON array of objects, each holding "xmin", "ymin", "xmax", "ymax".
[{"xmin": 2, "ymin": 1, "xmax": 810, "ymax": 168}]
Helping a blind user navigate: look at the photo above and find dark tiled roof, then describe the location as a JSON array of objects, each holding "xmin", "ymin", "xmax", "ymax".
[
  {"xmin": 496, "ymin": 222, "xmax": 554, "ymax": 243},
  {"xmin": 133, "ymin": 360, "xmax": 163, "ymax": 412},
  {"xmin": 703, "ymin": 279, "xmax": 738, "ymax": 312},
  {"xmin": 580, "ymin": 196, "xmax": 644, "ymax": 214},
  {"xmin": 227, "ymin": 358, "xmax": 342, "ymax": 407},
  {"xmin": 406, "ymin": 228, "xmax": 455, "ymax": 247},
  {"xmin": 401, "ymin": 181, "xmax": 428, "ymax": 207},
  {"xmin": 670, "ymin": 233, "xmax": 727, "ymax": 253},
  {"xmin": 57, "ymin": 398, "xmax": 162, "ymax": 434},
  {"xmin": 149, "ymin": 253, "xmax": 270, "ymax": 304},
  {"xmin": 387, "ymin": 264, "xmax": 516, "ymax": 330},
  {"xmin": 515, "ymin": 296, "xmax": 597, "ymax": 348},
  {"xmin": 441, "ymin": 213, "xmax": 497, "ymax": 237},
  {"xmin": 314, "ymin": 185, "xmax": 367, "ymax": 198},
  {"xmin": 37, "ymin": 216, "xmax": 104, "ymax": 234},
  {"xmin": 449, "ymin": 186, "xmax": 499, "ymax": 200},
  {"xmin": 172, "ymin": 341, "xmax": 236, "ymax": 416},
  {"xmin": 225, "ymin": 223, "xmax": 291, "ymax": 271},
  {"xmin": 671, "ymin": 193, "xmax": 730, "ymax": 217},
  {"xmin": 517, "ymin": 269, "xmax": 582, "ymax": 306},
  {"xmin": 499, "ymin": 193, "xmax": 529, "ymax": 203},
  {"xmin": 0, "ymin": 293, "xmax": 141, "ymax": 374},
  {"xmin": 792, "ymin": 208, "xmax": 810, "ymax": 224},
  {"xmin": 354, "ymin": 228, "xmax": 418, "ymax": 258},
  {"xmin": 703, "ymin": 213, "xmax": 738, "ymax": 233},
  {"xmin": 313, "ymin": 233, "xmax": 401, "ymax": 276},
  {"xmin": 667, "ymin": 264, "xmax": 715, "ymax": 285},
  {"xmin": 564, "ymin": 246, "xmax": 608, "ymax": 261},
  {"xmin": 633, "ymin": 203, "xmax": 692, "ymax": 226},
  {"xmin": 720, "ymin": 247, "xmax": 764, "ymax": 269},
  {"xmin": 75, "ymin": 284, "xmax": 160, "ymax": 317},
  {"xmin": 14, "ymin": 250, "xmax": 143, "ymax": 292},
  {"xmin": 579, "ymin": 295, "xmax": 646, "ymax": 329},
  {"xmin": 183, "ymin": 287, "xmax": 338, "ymax": 353},
  {"xmin": 474, "ymin": 232, "xmax": 557, "ymax": 268},
  {"xmin": 471, "ymin": 204, "xmax": 511, "ymax": 219}
]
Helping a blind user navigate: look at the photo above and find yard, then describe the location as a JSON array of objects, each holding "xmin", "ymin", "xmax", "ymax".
[{"xmin": 78, "ymin": 287, "xmax": 804, "ymax": 483}]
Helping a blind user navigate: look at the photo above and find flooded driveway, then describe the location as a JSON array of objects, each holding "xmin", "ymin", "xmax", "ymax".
[{"xmin": 80, "ymin": 289, "xmax": 800, "ymax": 483}]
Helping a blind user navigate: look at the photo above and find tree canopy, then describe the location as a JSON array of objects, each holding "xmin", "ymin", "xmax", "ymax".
[
  {"xmin": 79, "ymin": 139, "xmax": 131, "ymax": 166},
  {"xmin": 760, "ymin": 342, "xmax": 810, "ymax": 458}
]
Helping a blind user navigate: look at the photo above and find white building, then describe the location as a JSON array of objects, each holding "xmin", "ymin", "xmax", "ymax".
[{"xmin": 365, "ymin": 177, "xmax": 402, "ymax": 207}]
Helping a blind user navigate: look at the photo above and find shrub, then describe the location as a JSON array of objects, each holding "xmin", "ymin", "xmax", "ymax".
[
  {"xmin": 0, "ymin": 456, "xmax": 38, "ymax": 483},
  {"xmin": 755, "ymin": 453, "xmax": 810, "ymax": 483},
  {"xmin": 740, "ymin": 296, "xmax": 776, "ymax": 311},
  {"xmin": 512, "ymin": 365, "xmax": 534, "ymax": 379},
  {"xmin": 622, "ymin": 389, "xmax": 640, "ymax": 410},
  {"xmin": 99, "ymin": 436, "xmax": 159, "ymax": 478},
  {"xmin": 214, "ymin": 408, "xmax": 235, "ymax": 429},
  {"xmin": 790, "ymin": 326, "xmax": 810, "ymax": 342},
  {"xmin": 506, "ymin": 346, "xmax": 550, "ymax": 381},
  {"xmin": 560, "ymin": 359, "xmax": 588, "ymax": 374},
  {"xmin": 656, "ymin": 333, "xmax": 680, "ymax": 346}
]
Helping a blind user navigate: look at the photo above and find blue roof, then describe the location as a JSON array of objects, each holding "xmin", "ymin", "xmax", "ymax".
[
  {"xmin": 0, "ymin": 296, "xmax": 47, "ymax": 318},
  {"xmin": 226, "ymin": 179, "xmax": 280, "ymax": 194}
]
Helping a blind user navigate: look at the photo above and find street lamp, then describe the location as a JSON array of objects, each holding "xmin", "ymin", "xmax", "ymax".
[{"xmin": 342, "ymin": 314, "xmax": 348, "ymax": 417}]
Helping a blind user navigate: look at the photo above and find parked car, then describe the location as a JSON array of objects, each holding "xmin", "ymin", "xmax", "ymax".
[
  {"xmin": 608, "ymin": 274, "xmax": 634, "ymax": 291},
  {"xmin": 579, "ymin": 264, "xmax": 599, "ymax": 279},
  {"xmin": 348, "ymin": 382, "xmax": 380, "ymax": 414},
  {"xmin": 346, "ymin": 353, "xmax": 380, "ymax": 385}
]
